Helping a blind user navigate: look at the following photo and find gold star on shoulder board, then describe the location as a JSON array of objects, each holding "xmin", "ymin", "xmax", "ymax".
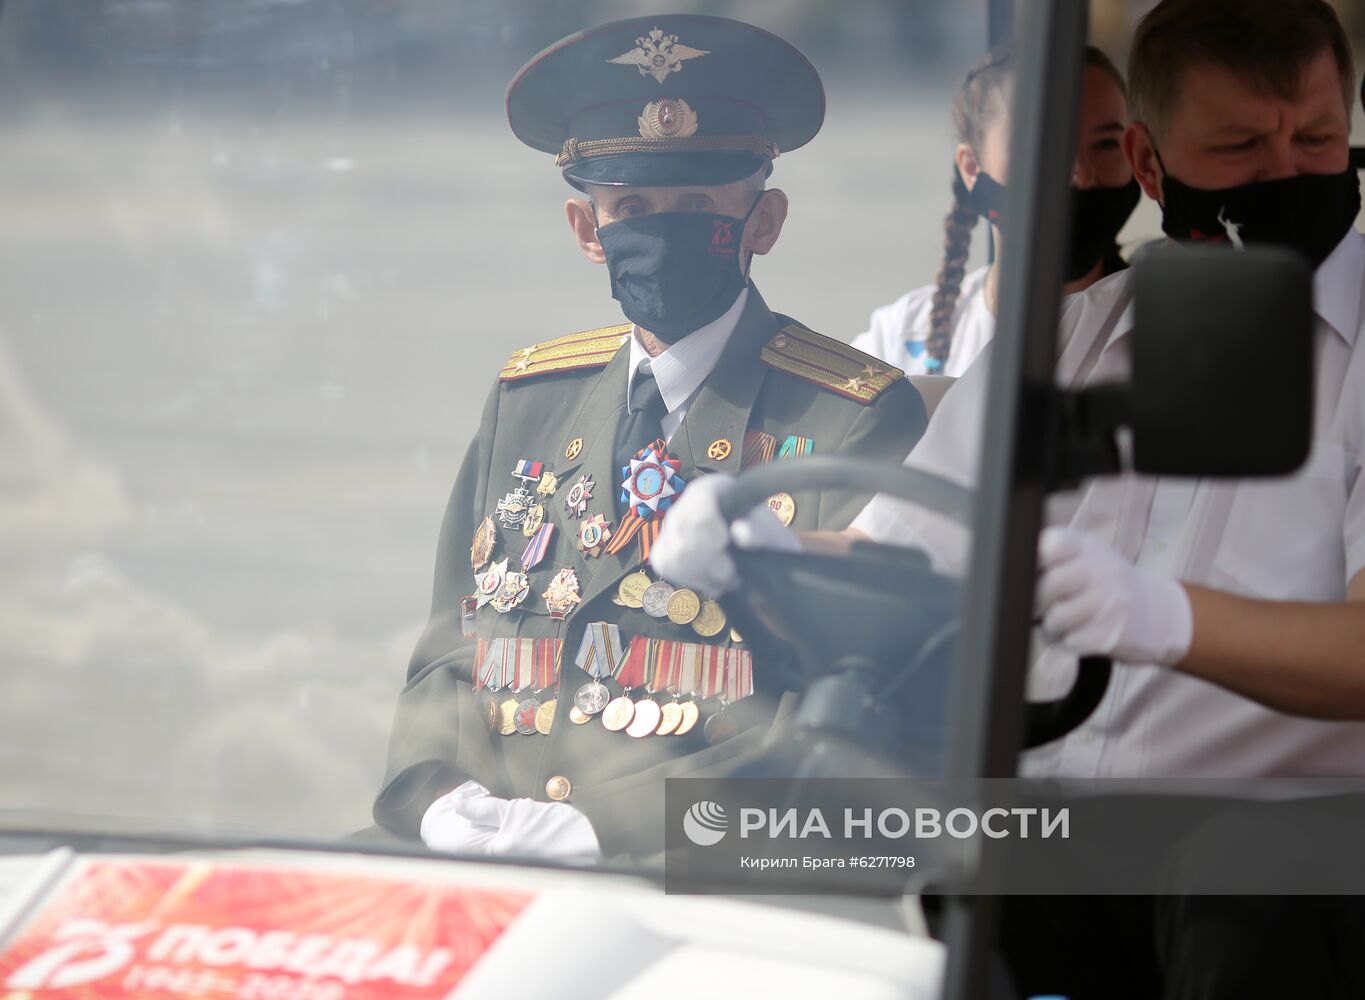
[{"xmin": 842, "ymin": 376, "xmax": 866, "ymax": 393}]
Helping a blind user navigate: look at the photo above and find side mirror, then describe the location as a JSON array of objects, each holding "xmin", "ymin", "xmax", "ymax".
[
  {"xmin": 1129, "ymin": 244, "xmax": 1313, "ymax": 477},
  {"xmin": 1052, "ymin": 244, "xmax": 1314, "ymax": 484}
]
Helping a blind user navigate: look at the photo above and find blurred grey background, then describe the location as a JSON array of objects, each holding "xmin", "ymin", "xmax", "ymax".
[{"xmin": 0, "ymin": 0, "xmax": 1360, "ymax": 839}]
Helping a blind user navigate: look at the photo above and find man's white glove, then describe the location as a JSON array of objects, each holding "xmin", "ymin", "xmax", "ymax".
[
  {"xmin": 421, "ymin": 780, "xmax": 601, "ymax": 862},
  {"xmin": 649, "ymin": 473, "xmax": 800, "ymax": 597},
  {"xmin": 1036, "ymin": 526, "xmax": 1194, "ymax": 667}
]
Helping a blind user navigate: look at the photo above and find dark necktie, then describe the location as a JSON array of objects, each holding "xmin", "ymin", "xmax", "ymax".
[{"xmin": 615, "ymin": 366, "xmax": 668, "ymax": 475}]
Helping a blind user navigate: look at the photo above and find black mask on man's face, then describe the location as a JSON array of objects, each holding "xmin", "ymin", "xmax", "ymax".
[
  {"xmin": 1156, "ymin": 153, "xmax": 1361, "ymax": 270},
  {"xmin": 954, "ymin": 170, "xmax": 1141, "ymax": 282},
  {"xmin": 596, "ymin": 194, "xmax": 763, "ymax": 343}
]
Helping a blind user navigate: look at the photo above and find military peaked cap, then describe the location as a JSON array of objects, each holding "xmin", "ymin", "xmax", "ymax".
[{"xmin": 506, "ymin": 14, "xmax": 825, "ymax": 189}]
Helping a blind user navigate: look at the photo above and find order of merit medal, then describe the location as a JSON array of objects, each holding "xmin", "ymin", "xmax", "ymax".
[
  {"xmin": 475, "ymin": 558, "xmax": 508, "ymax": 609},
  {"xmin": 620, "ymin": 441, "xmax": 683, "ymax": 516},
  {"xmin": 578, "ymin": 514, "xmax": 612, "ymax": 557},
  {"xmin": 492, "ymin": 570, "xmax": 530, "ymax": 613},
  {"xmin": 563, "ymin": 475, "xmax": 594, "ymax": 518},
  {"xmin": 542, "ymin": 568, "xmax": 581, "ymax": 620},
  {"xmin": 495, "ymin": 458, "xmax": 545, "ymax": 531},
  {"xmin": 607, "ymin": 439, "xmax": 686, "ymax": 560}
]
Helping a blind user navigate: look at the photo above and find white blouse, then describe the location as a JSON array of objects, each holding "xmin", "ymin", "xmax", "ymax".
[{"xmin": 850, "ymin": 266, "xmax": 994, "ymax": 377}]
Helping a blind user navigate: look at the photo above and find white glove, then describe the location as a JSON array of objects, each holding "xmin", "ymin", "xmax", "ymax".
[
  {"xmin": 491, "ymin": 798, "xmax": 601, "ymax": 862},
  {"xmin": 420, "ymin": 780, "xmax": 505, "ymax": 854},
  {"xmin": 1036, "ymin": 526, "xmax": 1193, "ymax": 667},
  {"xmin": 421, "ymin": 780, "xmax": 601, "ymax": 862},
  {"xmin": 650, "ymin": 473, "xmax": 800, "ymax": 597}
]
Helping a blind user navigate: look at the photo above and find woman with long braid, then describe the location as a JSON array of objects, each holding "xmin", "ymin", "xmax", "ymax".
[{"xmin": 853, "ymin": 44, "xmax": 1138, "ymax": 376}]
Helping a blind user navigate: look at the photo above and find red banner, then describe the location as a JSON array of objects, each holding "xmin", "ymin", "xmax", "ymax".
[{"xmin": 0, "ymin": 858, "xmax": 531, "ymax": 999}]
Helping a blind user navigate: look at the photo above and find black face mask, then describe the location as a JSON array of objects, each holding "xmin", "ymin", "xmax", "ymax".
[
  {"xmin": 954, "ymin": 170, "xmax": 1141, "ymax": 281},
  {"xmin": 1157, "ymin": 156, "xmax": 1361, "ymax": 269},
  {"xmin": 955, "ymin": 169, "xmax": 1005, "ymax": 226},
  {"xmin": 1067, "ymin": 180, "xmax": 1142, "ymax": 281},
  {"xmin": 596, "ymin": 195, "xmax": 762, "ymax": 343}
]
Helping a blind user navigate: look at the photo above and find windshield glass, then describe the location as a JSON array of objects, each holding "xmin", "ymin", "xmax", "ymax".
[{"xmin": 0, "ymin": 0, "xmax": 1160, "ymax": 875}]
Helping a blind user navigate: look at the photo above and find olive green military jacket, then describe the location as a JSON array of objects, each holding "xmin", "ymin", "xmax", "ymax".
[{"xmin": 374, "ymin": 285, "xmax": 926, "ymax": 856}]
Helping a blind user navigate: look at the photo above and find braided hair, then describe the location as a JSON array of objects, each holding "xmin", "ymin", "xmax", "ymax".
[
  {"xmin": 926, "ymin": 43, "xmax": 1129, "ymax": 370},
  {"xmin": 927, "ymin": 44, "xmax": 1015, "ymax": 372}
]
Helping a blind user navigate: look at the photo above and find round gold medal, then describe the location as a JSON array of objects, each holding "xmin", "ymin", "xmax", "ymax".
[
  {"xmin": 666, "ymin": 588, "xmax": 702, "ymax": 625},
  {"xmin": 535, "ymin": 698, "xmax": 557, "ymax": 735},
  {"xmin": 730, "ymin": 627, "xmax": 744, "ymax": 643},
  {"xmin": 496, "ymin": 699, "xmax": 518, "ymax": 736},
  {"xmin": 766, "ymin": 492, "xmax": 797, "ymax": 527},
  {"xmin": 521, "ymin": 503, "xmax": 545, "ymax": 537},
  {"xmin": 674, "ymin": 700, "xmax": 701, "ymax": 736},
  {"xmin": 616, "ymin": 571, "xmax": 651, "ymax": 609},
  {"xmin": 483, "ymin": 696, "xmax": 498, "ymax": 732},
  {"xmin": 601, "ymin": 695, "xmax": 636, "ymax": 732},
  {"xmin": 569, "ymin": 705, "xmax": 592, "ymax": 725},
  {"xmin": 692, "ymin": 600, "xmax": 728, "ymax": 638},
  {"xmin": 655, "ymin": 701, "xmax": 684, "ymax": 736},
  {"xmin": 626, "ymin": 699, "xmax": 662, "ymax": 738}
]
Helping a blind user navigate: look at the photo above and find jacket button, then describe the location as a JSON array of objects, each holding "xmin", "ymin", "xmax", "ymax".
[{"xmin": 545, "ymin": 775, "xmax": 572, "ymax": 801}]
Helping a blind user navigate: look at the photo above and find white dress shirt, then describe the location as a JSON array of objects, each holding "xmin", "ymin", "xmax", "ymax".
[
  {"xmin": 626, "ymin": 287, "xmax": 749, "ymax": 443},
  {"xmin": 851, "ymin": 230, "xmax": 1365, "ymax": 779},
  {"xmin": 851, "ymin": 268, "xmax": 994, "ymax": 377}
]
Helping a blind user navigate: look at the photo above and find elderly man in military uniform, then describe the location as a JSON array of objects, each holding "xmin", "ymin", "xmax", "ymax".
[{"xmin": 373, "ymin": 14, "xmax": 927, "ymax": 859}]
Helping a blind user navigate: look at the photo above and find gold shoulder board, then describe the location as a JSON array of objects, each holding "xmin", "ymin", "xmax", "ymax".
[
  {"xmin": 500, "ymin": 323, "xmax": 632, "ymax": 382},
  {"xmin": 760, "ymin": 324, "xmax": 904, "ymax": 404}
]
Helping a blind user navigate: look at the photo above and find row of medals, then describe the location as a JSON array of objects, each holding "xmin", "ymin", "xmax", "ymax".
[
  {"xmin": 483, "ymin": 683, "xmax": 708, "ymax": 740},
  {"xmin": 482, "ymin": 569, "xmax": 739, "ymax": 740},
  {"xmin": 570, "ymin": 568, "xmax": 740, "ymax": 738}
]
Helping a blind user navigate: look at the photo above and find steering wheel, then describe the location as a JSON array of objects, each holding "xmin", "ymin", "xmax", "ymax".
[{"xmin": 715, "ymin": 456, "xmax": 1112, "ymax": 752}]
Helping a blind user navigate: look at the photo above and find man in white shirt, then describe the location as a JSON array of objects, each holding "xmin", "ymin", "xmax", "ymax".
[
  {"xmin": 657, "ymin": 0, "xmax": 1365, "ymax": 786},
  {"xmin": 652, "ymin": 0, "xmax": 1365, "ymax": 994}
]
